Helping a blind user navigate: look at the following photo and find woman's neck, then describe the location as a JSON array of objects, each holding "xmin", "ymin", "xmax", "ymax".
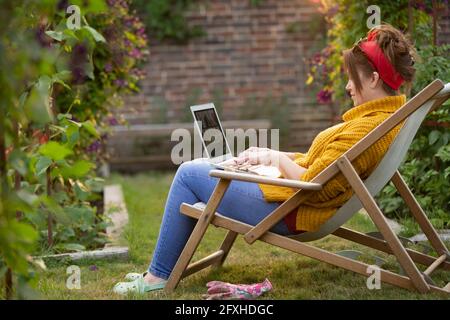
[{"xmin": 359, "ymin": 90, "xmax": 392, "ymax": 106}]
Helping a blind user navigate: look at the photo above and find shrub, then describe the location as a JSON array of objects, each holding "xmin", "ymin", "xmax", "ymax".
[{"xmin": 0, "ymin": 0, "xmax": 148, "ymax": 297}]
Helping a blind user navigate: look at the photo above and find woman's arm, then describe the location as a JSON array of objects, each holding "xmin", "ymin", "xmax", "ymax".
[
  {"xmin": 236, "ymin": 149, "xmax": 307, "ymax": 180},
  {"xmin": 283, "ymin": 152, "xmax": 299, "ymax": 160},
  {"xmin": 277, "ymin": 152, "xmax": 307, "ymax": 180}
]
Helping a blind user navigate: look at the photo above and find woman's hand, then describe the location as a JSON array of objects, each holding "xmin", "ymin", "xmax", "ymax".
[
  {"xmin": 237, "ymin": 147, "xmax": 270, "ymax": 158},
  {"xmin": 235, "ymin": 147, "xmax": 280, "ymax": 167},
  {"xmin": 234, "ymin": 147, "xmax": 307, "ymax": 180}
]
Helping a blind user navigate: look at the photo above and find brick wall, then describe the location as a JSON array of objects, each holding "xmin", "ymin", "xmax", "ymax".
[
  {"xmin": 117, "ymin": 0, "xmax": 450, "ymax": 165},
  {"xmin": 437, "ymin": 2, "xmax": 450, "ymax": 45},
  {"xmin": 120, "ymin": 0, "xmax": 330, "ymax": 153}
]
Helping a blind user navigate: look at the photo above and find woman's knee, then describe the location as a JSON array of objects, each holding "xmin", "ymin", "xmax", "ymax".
[{"xmin": 176, "ymin": 159, "xmax": 213, "ymax": 180}]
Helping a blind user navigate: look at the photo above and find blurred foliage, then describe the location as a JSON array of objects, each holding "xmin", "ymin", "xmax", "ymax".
[
  {"xmin": 0, "ymin": 0, "xmax": 147, "ymax": 298},
  {"xmin": 131, "ymin": 0, "xmax": 206, "ymax": 43},
  {"xmin": 131, "ymin": 0, "xmax": 269, "ymax": 43},
  {"xmin": 307, "ymin": 0, "xmax": 450, "ymax": 230}
]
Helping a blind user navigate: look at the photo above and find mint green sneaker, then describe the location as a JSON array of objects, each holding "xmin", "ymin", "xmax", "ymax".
[
  {"xmin": 113, "ymin": 277, "xmax": 167, "ymax": 295},
  {"xmin": 124, "ymin": 271, "xmax": 147, "ymax": 281}
]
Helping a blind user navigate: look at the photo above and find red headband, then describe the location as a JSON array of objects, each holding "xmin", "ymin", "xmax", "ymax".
[{"xmin": 359, "ymin": 31, "xmax": 404, "ymax": 90}]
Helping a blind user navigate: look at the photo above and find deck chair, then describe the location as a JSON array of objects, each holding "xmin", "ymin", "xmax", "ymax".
[{"xmin": 165, "ymin": 79, "xmax": 450, "ymax": 294}]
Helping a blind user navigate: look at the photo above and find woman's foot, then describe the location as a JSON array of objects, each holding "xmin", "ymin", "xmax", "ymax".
[
  {"xmin": 124, "ymin": 271, "xmax": 147, "ymax": 281},
  {"xmin": 143, "ymin": 272, "xmax": 166, "ymax": 285},
  {"xmin": 113, "ymin": 272, "xmax": 167, "ymax": 295}
]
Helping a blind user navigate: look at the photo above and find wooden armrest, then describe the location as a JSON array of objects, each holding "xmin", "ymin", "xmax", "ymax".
[
  {"xmin": 433, "ymin": 82, "xmax": 450, "ymax": 99},
  {"xmin": 209, "ymin": 169, "xmax": 322, "ymax": 190}
]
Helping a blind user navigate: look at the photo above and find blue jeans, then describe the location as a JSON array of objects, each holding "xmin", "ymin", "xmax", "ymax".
[{"xmin": 148, "ymin": 159, "xmax": 291, "ymax": 280}]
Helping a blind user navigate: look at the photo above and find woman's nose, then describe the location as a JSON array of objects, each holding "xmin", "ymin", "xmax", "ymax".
[{"xmin": 345, "ymin": 81, "xmax": 351, "ymax": 91}]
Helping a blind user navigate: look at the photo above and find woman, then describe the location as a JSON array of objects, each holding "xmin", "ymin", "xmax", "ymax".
[{"xmin": 113, "ymin": 24, "xmax": 417, "ymax": 294}]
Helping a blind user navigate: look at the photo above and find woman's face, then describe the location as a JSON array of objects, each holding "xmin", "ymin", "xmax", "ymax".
[{"xmin": 345, "ymin": 69, "xmax": 383, "ymax": 106}]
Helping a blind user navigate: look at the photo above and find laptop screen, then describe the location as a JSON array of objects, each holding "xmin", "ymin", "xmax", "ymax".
[{"xmin": 193, "ymin": 108, "xmax": 231, "ymax": 159}]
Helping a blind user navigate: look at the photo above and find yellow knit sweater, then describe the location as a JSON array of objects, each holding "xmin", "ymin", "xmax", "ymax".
[{"xmin": 259, "ymin": 95, "xmax": 406, "ymax": 232}]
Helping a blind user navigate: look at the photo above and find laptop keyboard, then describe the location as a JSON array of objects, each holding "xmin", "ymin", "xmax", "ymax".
[
  {"xmin": 217, "ymin": 160, "xmax": 281, "ymax": 178},
  {"xmin": 220, "ymin": 162, "xmax": 263, "ymax": 173}
]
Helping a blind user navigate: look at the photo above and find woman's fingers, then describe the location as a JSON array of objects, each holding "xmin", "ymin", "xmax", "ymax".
[
  {"xmin": 247, "ymin": 152, "xmax": 260, "ymax": 164},
  {"xmin": 238, "ymin": 147, "xmax": 267, "ymax": 158},
  {"xmin": 235, "ymin": 149, "xmax": 278, "ymax": 166},
  {"xmin": 234, "ymin": 156, "xmax": 248, "ymax": 165}
]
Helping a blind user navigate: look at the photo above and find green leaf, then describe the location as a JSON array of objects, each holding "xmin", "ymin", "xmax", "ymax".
[
  {"xmin": 68, "ymin": 119, "xmax": 82, "ymax": 127},
  {"xmin": 16, "ymin": 190, "xmax": 39, "ymax": 206},
  {"xmin": 57, "ymin": 113, "xmax": 73, "ymax": 121},
  {"xmin": 59, "ymin": 160, "xmax": 94, "ymax": 179},
  {"xmin": 85, "ymin": 55, "xmax": 95, "ymax": 80},
  {"xmin": 35, "ymin": 156, "xmax": 52, "ymax": 176},
  {"xmin": 70, "ymin": 0, "xmax": 107, "ymax": 13},
  {"xmin": 9, "ymin": 149, "xmax": 28, "ymax": 176},
  {"xmin": 39, "ymin": 196, "xmax": 69, "ymax": 224},
  {"xmin": 74, "ymin": 181, "xmax": 90, "ymax": 201},
  {"xmin": 428, "ymin": 130, "xmax": 440, "ymax": 145},
  {"xmin": 65, "ymin": 205, "xmax": 96, "ymax": 226},
  {"xmin": 82, "ymin": 26, "xmax": 106, "ymax": 43},
  {"xmin": 38, "ymin": 142, "xmax": 73, "ymax": 161},
  {"xmin": 82, "ymin": 120, "xmax": 99, "ymax": 138},
  {"xmin": 45, "ymin": 30, "xmax": 63, "ymax": 41},
  {"xmin": 51, "ymin": 191, "xmax": 70, "ymax": 203},
  {"xmin": 64, "ymin": 122, "xmax": 80, "ymax": 147},
  {"xmin": 51, "ymin": 71, "xmax": 72, "ymax": 89},
  {"xmin": 62, "ymin": 29, "xmax": 79, "ymax": 41},
  {"xmin": 23, "ymin": 76, "xmax": 53, "ymax": 124},
  {"xmin": 54, "ymin": 243, "xmax": 86, "ymax": 253},
  {"xmin": 0, "ymin": 221, "xmax": 38, "ymax": 275},
  {"xmin": 436, "ymin": 145, "xmax": 450, "ymax": 162},
  {"xmin": 85, "ymin": 177, "xmax": 105, "ymax": 193},
  {"xmin": 444, "ymin": 167, "xmax": 450, "ymax": 179}
]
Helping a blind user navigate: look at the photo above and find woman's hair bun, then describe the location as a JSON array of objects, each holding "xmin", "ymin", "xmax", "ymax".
[{"xmin": 367, "ymin": 23, "xmax": 417, "ymax": 83}]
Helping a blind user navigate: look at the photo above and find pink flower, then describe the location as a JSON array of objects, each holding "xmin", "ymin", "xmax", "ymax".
[
  {"xmin": 317, "ymin": 88, "xmax": 333, "ymax": 104},
  {"xmin": 130, "ymin": 48, "xmax": 142, "ymax": 58}
]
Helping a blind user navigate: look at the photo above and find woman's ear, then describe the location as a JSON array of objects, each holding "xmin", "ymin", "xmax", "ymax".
[{"xmin": 370, "ymin": 72, "xmax": 381, "ymax": 89}]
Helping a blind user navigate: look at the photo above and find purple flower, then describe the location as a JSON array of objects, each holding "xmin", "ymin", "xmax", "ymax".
[
  {"xmin": 108, "ymin": 117, "xmax": 118, "ymax": 126},
  {"xmin": 57, "ymin": 0, "xmax": 69, "ymax": 11},
  {"xmin": 87, "ymin": 140, "xmax": 102, "ymax": 153},
  {"xmin": 317, "ymin": 89, "xmax": 333, "ymax": 104},
  {"xmin": 114, "ymin": 79, "xmax": 127, "ymax": 88},
  {"xmin": 125, "ymin": 18, "xmax": 133, "ymax": 27},
  {"xmin": 70, "ymin": 44, "xmax": 89, "ymax": 84},
  {"xmin": 327, "ymin": 5, "xmax": 339, "ymax": 16},
  {"xmin": 413, "ymin": 0, "xmax": 434, "ymax": 15},
  {"xmin": 89, "ymin": 265, "xmax": 98, "ymax": 271},
  {"xmin": 101, "ymin": 133, "xmax": 109, "ymax": 140},
  {"xmin": 312, "ymin": 52, "xmax": 322, "ymax": 64},
  {"xmin": 130, "ymin": 48, "xmax": 142, "ymax": 58},
  {"xmin": 104, "ymin": 63, "xmax": 113, "ymax": 72}
]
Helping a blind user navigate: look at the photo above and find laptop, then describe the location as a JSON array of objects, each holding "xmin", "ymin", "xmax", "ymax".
[{"xmin": 190, "ymin": 103, "xmax": 281, "ymax": 178}]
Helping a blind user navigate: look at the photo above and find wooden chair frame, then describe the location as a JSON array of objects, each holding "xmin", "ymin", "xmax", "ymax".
[{"xmin": 164, "ymin": 79, "xmax": 450, "ymax": 295}]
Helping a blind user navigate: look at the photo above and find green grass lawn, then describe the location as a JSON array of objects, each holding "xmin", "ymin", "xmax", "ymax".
[{"xmin": 35, "ymin": 172, "xmax": 450, "ymax": 300}]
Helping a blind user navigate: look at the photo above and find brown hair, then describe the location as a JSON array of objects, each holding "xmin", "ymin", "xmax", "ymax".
[{"xmin": 343, "ymin": 23, "xmax": 418, "ymax": 95}]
